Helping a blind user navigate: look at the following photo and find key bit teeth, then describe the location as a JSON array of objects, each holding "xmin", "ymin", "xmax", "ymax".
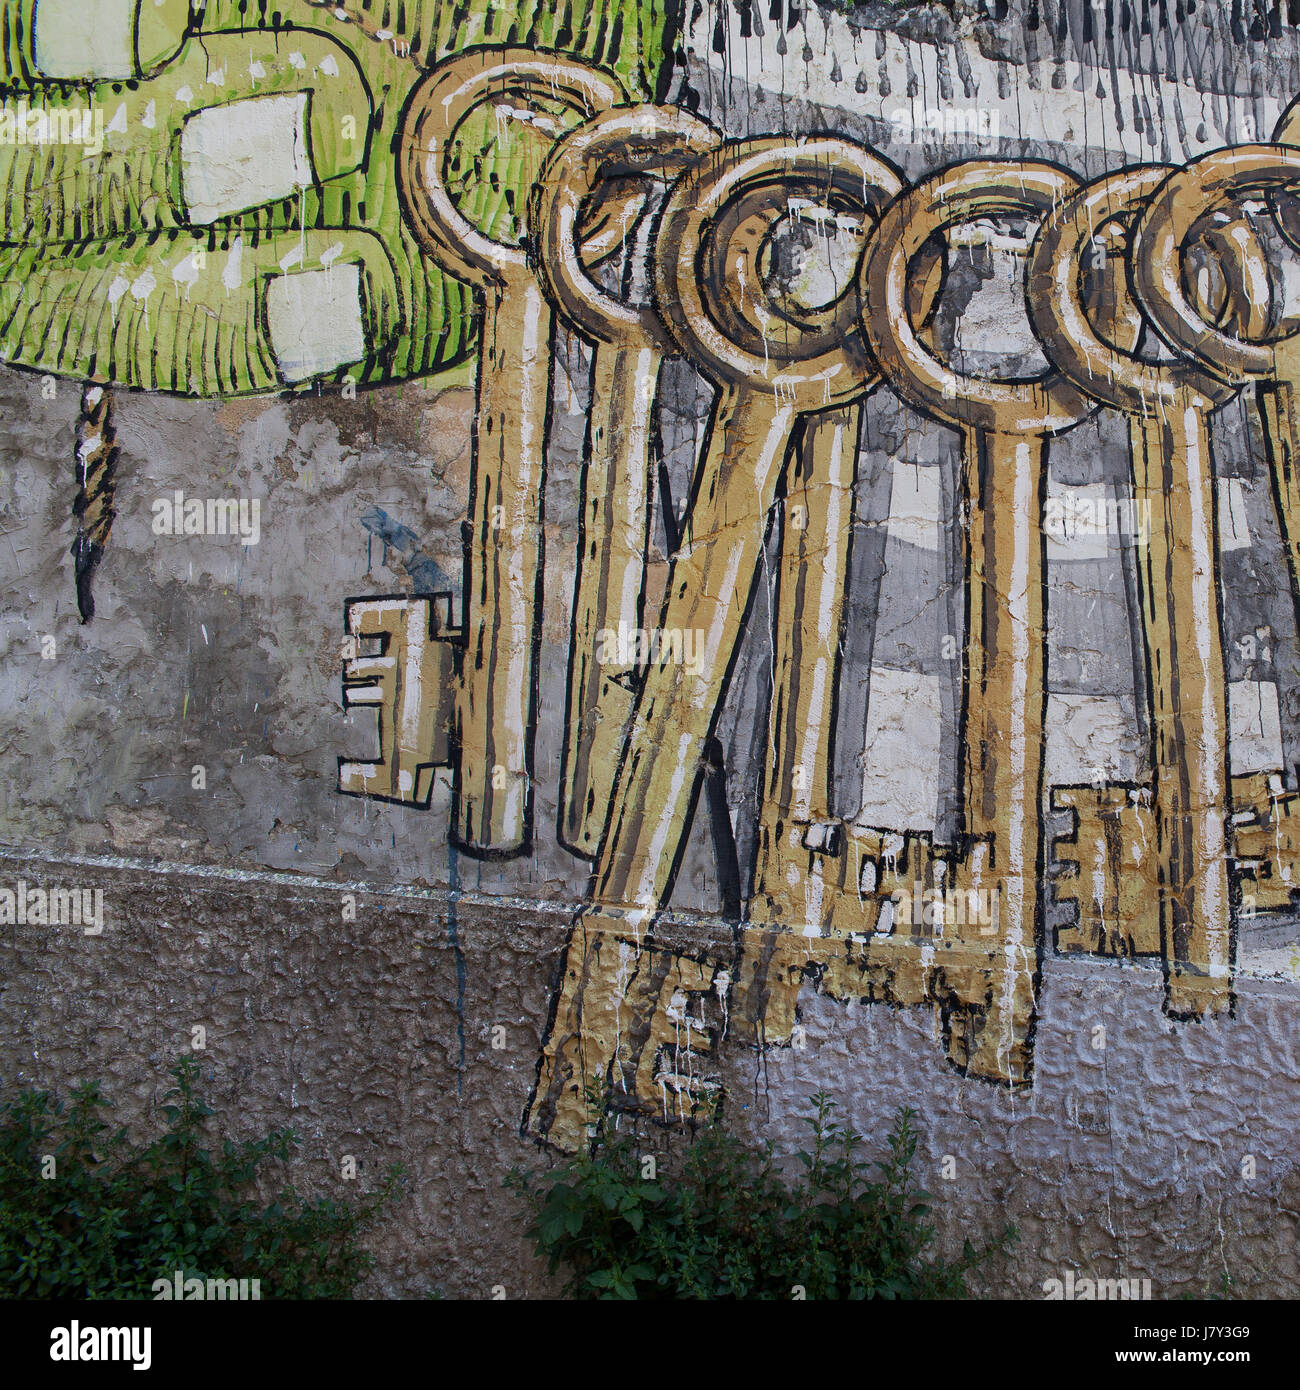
[
  {"xmin": 526, "ymin": 902, "xmax": 726, "ymax": 1150},
  {"xmin": 1165, "ymin": 964, "xmax": 1235, "ymax": 1021}
]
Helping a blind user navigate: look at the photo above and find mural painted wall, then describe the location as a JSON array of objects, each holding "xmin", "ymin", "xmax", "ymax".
[{"xmin": 2, "ymin": 0, "xmax": 1300, "ymax": 1287}]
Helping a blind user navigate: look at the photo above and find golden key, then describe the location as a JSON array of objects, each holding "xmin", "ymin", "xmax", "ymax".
[
  {"xmin": 532, "ymin": 104, "xmax": 722, "ymax": 858},
  {"xmin": 859, "ymin": 162, "xmax": 1098, "ymax": 1081},
  {"xmin": 1133, "ymin": 144, "xmax": 1300, "ymax": 698},
  {"xmin": 1031, "ymin": 166, "xmax": 1263, "ymax": 1019},
  {"xmin": 398, "ymin": 50, "xmax": 624, "ymax": 855},
  {"xmin": 749, "ymin": 249, "xmax": 945, "ymax": 929},
  {"xmin": 526, "ymin": 137, "xmax": 904, "ymax": 1146}
]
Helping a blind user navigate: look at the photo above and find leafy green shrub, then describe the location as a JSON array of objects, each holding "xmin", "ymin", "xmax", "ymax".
[
  {"xmin": 0, "ymin": 1059, "xmax": 402, "ymax": 1299},
  {"xmin": 511, "ymin": 1092, "xmax": 1016, "ymax": 1299}
]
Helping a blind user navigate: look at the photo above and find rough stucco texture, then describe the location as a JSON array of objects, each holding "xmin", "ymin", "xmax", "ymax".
[{"xmin": 1, "ymin": 852, "xmax": 1296, "ymax": 1298}]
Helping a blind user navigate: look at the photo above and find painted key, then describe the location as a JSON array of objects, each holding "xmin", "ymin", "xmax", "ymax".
[
  {"xmin": 526, "ymin": 137, "xmax": 905, "ymax": 1146},
  {"xmin": 749, "ymin": 247, "xmax": 946, "ymax": 932},
  {"xmin": 532, "ymin": 104, "xmax": 722, "ymax": 859},
  {"xmin": 398, "ymin": 51, "xmax": 624, "ymax": 856},
  {"xmin": 1131, "ymin": 145, "xmax": 1300, "ymax": 1008},
  {"xmin": 1032, "ymin": 164, "xmax": 1257, "ymax": 1021},
  {"xmin": 1134, "ymin": 144, "xmax": 1300, "ymax": 678},
  {"xmin": 859, "ymin": 162, "xmax": 1098, "ymax": 1083}
]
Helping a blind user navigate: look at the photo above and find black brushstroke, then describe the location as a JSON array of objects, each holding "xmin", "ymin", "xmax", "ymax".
[{"xmin": 703, "ymin": 736, "xmax": 743, "ymax": 918}]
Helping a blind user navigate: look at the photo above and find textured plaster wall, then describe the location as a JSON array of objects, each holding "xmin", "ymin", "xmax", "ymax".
[{"xmin": 1, "ymin": 850, "xmax": 1295, "ymax": 1298}]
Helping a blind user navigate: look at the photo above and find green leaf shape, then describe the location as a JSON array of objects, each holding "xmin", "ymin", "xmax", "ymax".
[{"xmin": 0, "ymin": 0, "xmax": 677, "ymax": 393}]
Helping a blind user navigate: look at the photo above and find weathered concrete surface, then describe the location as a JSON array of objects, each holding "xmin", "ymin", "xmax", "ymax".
[
  {"xmin": 0, "ymin": 352, "xmax": 729, "ymax": 907},
  {"xmin": 1, "ymin": 850, "xmax": 1294, "ymax": 1298}
]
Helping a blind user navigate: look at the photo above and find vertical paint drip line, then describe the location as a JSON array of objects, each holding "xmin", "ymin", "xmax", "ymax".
[
  {"xmin": 72, "ymin": 382, "xmax": 119, "ymax": 624},
  {"xmin": 446, "ymin": 840, "xmax": 469, "ymax": 1097}
]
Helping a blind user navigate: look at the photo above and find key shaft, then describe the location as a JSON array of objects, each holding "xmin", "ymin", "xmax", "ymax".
[
  {"xmin": 1030, "ymin": 164, "xmax": 1241, "ymax": 1016},
  {"xmin": 1130, "ymin": 148, "xmax": 1300, "ymax": 1010},
  {"xmin": 532, "ymin": 105, "xmax": 722, "ymax": 857},
  {"xmin": 527, "ymin": 138, "xmax": 901, "ymax": 1145},
  {"xmin": 751, "ymin": 406, "xmax": 862, "ymax": 928},
  {"xmin": 861, "ymin": 161, "xmax": 1092, "ymax": 1082},
  {"xmin": 398, "ymin": 50, "xmax": 624, "ymax": 855}
]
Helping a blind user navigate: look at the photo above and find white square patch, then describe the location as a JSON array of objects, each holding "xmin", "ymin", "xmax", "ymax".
[
  {"xmin": 1229, "ymin": 680, "xmax": 1283, "ymax": 776},
  {"xmin": 181, "ymin": 94, "xmax": 312, "ymax": 225},
  {"xmin": 854, "ymin": 667, "xmax": 942, "ymax": 831},
  {"xmin": 1044, "ymin": 479, "xmax": 1116, "ymax": 563},
  {"xmin": 1217, "ymin": 477, "xmax": 1252, "ymax": 552},
  {"xmin": 266, "ymin": 264, "xmax": 367, "ymax": 383},
  {"xmin": 885, "ymin": 459, "xmax": 941, "ymax": 553},
  {"xmin": 34, "ymin": 0, "xmax": 135, "ymax": 79},
  {"xmin": 1044, "ymin": 693, "xmax": 1139, "ymax": 788}
]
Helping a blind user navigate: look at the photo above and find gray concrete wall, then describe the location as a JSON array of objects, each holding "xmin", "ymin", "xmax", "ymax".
[
  {"xmin": 3, "ymin": 848, "xmax": 1295, "ymax": 1297},
  {"xmin": 1, "ymin": 0, "xmax": 1298, "ymax": 1298}
]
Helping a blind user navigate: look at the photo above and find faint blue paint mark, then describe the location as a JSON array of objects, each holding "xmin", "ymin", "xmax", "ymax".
[{"xmin": 360, "ymin": 507, "xmax": 459, "ymax": 599}]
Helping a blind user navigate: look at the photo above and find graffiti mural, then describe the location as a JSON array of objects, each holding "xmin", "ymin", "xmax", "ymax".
[{"xmin": 6, "ymin": 0, "xmax": 1300, "ymax": 1156}]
